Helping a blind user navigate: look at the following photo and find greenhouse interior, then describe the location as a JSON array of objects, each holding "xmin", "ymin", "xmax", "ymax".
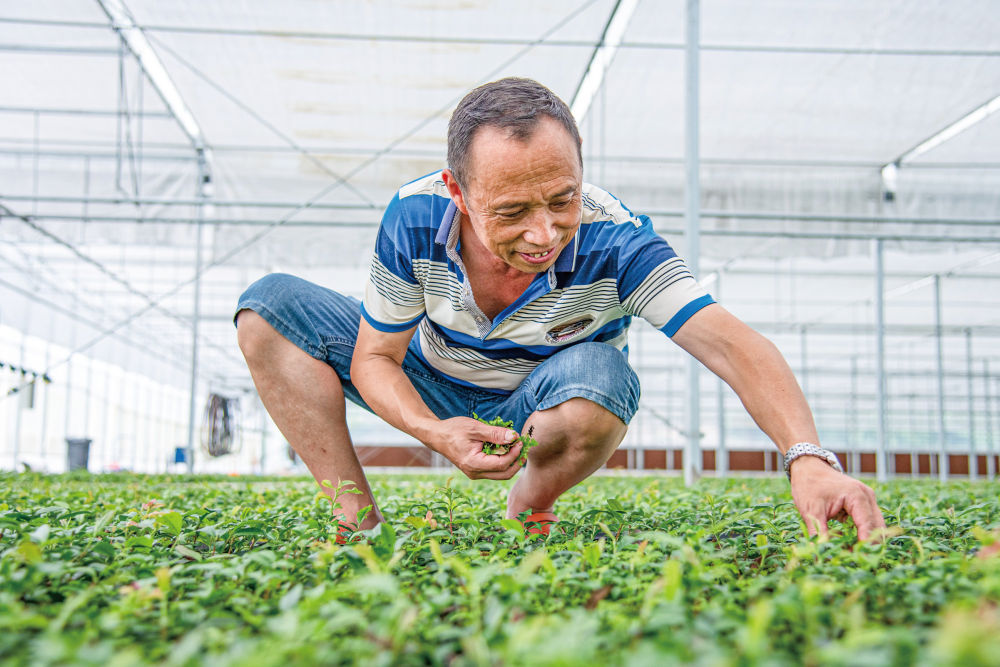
[
  {"xmin": 5, "ymin": 2, "xmax": 1000, "ymax": 665},
  {"xmin": 2, "ymin": 0, "xmax": 999, "ymax": 481}
]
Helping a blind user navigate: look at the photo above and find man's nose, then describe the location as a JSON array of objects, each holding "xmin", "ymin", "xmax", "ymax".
[{"xmin": 522, "ymin": 211, "xmax": 558, "ymax": 247}]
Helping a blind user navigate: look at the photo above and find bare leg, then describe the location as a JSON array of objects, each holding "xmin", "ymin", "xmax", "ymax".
[
  {"xmin": 236, "ymin": 310, "xmax": 382, "ymax": 529},
  {"xmin": 505, "ymin": 398, "xmax": 627, "ymax": 519}
]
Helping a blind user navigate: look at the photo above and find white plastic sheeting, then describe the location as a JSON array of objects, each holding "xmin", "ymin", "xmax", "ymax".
[{"xmin": 1, "ymin": 1, "xmax": 998, "ymax": 473}]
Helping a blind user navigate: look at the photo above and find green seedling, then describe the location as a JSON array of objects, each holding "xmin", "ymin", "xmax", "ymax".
[
  {"xmin": 473, "ymin": 413, "xmax": 540, "ymax": 465},
  {"xmin": 1, "ymin": 472, "xmax": 998, "ymax": 665}
]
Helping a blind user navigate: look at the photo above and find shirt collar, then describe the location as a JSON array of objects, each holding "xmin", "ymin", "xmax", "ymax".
[
  {"xmin": 434, "ymin": 199, "xmax": 579, "ymax": 273},
  {"xmin": 434, "ymin": 200, "xmax": 459, "ymax": 246}
]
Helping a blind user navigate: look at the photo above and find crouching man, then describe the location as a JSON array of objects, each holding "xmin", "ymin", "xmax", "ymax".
[{"xmin": 235, "ymin": 77, "xmax": 884, "ymax": 540}]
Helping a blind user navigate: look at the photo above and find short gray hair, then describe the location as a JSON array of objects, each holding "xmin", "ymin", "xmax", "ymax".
[{"xmin": 447, "ymin": 77, "xmax": 582, "ymax": 189}]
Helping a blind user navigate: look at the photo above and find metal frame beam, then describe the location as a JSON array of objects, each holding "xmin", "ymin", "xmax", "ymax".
[{"xmin": 5, "ymin": 17, "xmax": 1000, "ymax": 58}]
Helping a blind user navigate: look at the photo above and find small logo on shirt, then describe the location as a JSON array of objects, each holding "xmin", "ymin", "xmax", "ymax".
[{"xmin": 545, "ymin": 317, "xmax": 594, "ymax": 344}]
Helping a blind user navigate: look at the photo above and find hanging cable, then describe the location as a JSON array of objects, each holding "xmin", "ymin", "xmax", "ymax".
[{"xmin": 201, "ymin": 392, "xmax": 241, "ymax": 457}]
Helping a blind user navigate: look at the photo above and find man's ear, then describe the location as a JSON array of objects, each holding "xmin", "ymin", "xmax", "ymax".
[{"xmin": 441, "ymin": 169, "xmax": 469, "ymax": 215}]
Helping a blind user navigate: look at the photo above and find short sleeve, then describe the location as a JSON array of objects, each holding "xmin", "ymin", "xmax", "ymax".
[
  {"xmin": 361, "ymin": 194, "xmax": 426, "ymax": 332},
  {"xmin": 617, "ymin": 215, "xmax": 715, "ymax": 336}
]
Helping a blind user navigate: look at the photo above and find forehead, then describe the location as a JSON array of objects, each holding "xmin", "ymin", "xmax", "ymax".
[{"xmin": 464, "ymin": 117, "xmax": 581, "ymax": 195}]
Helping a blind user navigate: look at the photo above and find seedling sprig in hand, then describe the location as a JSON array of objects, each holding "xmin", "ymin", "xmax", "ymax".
[{"xmin": 473, "ymin": 413, "xmax": 539, "ymax": 465}]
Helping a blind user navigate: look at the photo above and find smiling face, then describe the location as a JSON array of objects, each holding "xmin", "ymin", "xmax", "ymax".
[{"xmin": 442, "ymin": 116, "xmax": 583, "ymax": 275}]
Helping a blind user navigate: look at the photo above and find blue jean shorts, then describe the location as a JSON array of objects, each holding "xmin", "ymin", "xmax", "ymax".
[{"xmin": 235, "ymin": 273, "xmax": 640, "ymax": 431}]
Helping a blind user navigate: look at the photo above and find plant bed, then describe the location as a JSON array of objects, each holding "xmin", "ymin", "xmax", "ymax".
[{"xmin": 1, "ymin": 472, "xmax": 998, "ymax": 665}]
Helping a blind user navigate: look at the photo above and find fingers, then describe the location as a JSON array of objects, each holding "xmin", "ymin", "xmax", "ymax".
[
  {"xmin": 491, "ymin": 440, "xmax": 524, "ymax": 469},
  {"xmin": 802, "ymin": 511, "xmax": 829, "ymax": 538},
  {"xmin": 798, "ymin": 481, "xmax": 885, "ymax": 542},
  {"xmin": 485, "ymin": 425, "xmax": 519, "ymax": 445},
  {"xmin": 462, "ymin": 441, "xmax": 523, "ymax": 480},
  {"xmin": 844, "ymin": 484, "xmax": 886, "ymax": 542}
]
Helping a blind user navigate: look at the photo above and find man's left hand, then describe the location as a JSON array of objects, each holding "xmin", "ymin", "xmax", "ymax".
[{"xmin": 789, "ymin": 456, "xmax": 886, "ymax": 541}]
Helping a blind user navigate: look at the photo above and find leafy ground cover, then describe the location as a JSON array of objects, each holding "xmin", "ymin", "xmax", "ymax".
[{"xmin": 1, "ymin": 472, "xmax": 999, "ymax": 666}]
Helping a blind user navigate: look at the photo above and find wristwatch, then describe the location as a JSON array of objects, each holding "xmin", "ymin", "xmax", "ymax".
[{"xmin": 783, "ymin": 442, "xmax": 844, "ymax": 480}]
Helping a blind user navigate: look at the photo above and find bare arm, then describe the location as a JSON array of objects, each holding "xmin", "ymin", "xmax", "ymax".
[
  {"xmin": 350, "ymin": 318, "xmax": 523, "ymax": 480},
  {"xmin": 671, "ymin": 303, "xmax": 886, "ymax": 541}
]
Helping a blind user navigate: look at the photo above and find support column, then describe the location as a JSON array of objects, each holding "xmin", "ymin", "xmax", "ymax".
[
  {"xmin": 12, "ymin": 330, "xmax": 28, "ymax": 469},
  {"xmin": 39, "ymin": 342, "xmax": 51, "ymax": 469},
  {"xmin": 874, "ymin": 239, "xmax": 888, "ymax": 482},
  {"xmin": 259, "ymin": 396, "xmax": 268, "ymax": 474},
  {"xmin": 985, "ymin": 360, "xmax": 996, "ymax": 481},
  {"xmin": 849, "ymin": 355, "xmax": 860, "ymax": 474},
  {"xmin": 683, "ymin": 0, "xmax": 702, "ymax": 486},
  {"xmin": 144, "ymin": 375, "xmax": 153, "ymax": 473},
  {"xmin": 715, "ymin": 273, "xmax": 726, "ymax": 478},
  {"xmin": 966, "ymin": 329, "xmax": 977, "ymax": 479},
  {"xmin": 800, "ymin": 326, "xmax": 809, "ymax": 399},
  {"xmin": 185, "ymin": 149, "xmax": 211, "ymax": 474},
  {"xmin": 933, "ymin": 275, "xmax": 948, "ymax": 481},
  {"xmin": 102, "ymin": 365, "xmax": 113, "ymax": 469}
]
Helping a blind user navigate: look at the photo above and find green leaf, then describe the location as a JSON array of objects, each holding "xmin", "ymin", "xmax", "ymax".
[
  {"xmin": 174, "ymin": 544, "xmax": 202, "ymax": 561},
  {"xmin": 155, "ymin": 511, "xmax": 183, "ymax": 536},
  {"xmin": 92, "ymin": 540, "xmax": 116, "ymax": 559},
  {"xmin": 29, "ymin": 523, "xmax": 50, "ymax": 544},
  {"xmin": 499, "ymin": 518, "xmax": 525, "ymax": 537},
  {"xmin": 125, "ymin": 535, "xmax": 153, "ymax": 549},
  {"xmin": 15, "ymin": 539, "xmax": 42, "ymax": 563},
  {"xmin": 582, "ymin": 541, "xmax": 602, "ymax": 570},
  {"xmin": 279, "ymin": 584, "xmax": 303, "ymax": 611},
  {"xmin": 373, "ymin": 522, "xmax": 396, "ymax": 560},
  {"xmin": 92, "ymin": 509, "xmax": 115, "ymax": 535}
]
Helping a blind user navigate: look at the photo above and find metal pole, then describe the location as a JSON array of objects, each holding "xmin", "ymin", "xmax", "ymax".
[
  {"xmin": 985, "ymin": 360, "xmax": 996, "ymax": 481},
  {"xmin": 83, "ymin": 358, "xmax": 93, "ymax": 444},
  {"xmin": 635, "ymin": 327, "xmax": 645, "ymax": 471},
  {"xmin": 849, "ymin": 355, "xmax": 860, "ymax": 474},
  {"xmin": 39, "ymin": 342, "xmax": 50, "ymax": 469},
  {"xmin": 102, "ymin": 366, "xmax": 112, "ymax": 468},
  {"xmin": 874, "ymin": 239, "xmax": 888, "ymax": 482},
  {"xmin": 908, "ymin": 383, "xmax": 918, "ymax": 478},
  {"xmin": 716, "ymin": 274, "xmax": 726, "ymax": 478},
  {"xmin": 259, "ymin": 397, "xmax": 268, "ymax": 474},
  {"xmin": 142, "ymin": 378, "xmax": 152, "ymax": 472},
  {"xmin": 965, "ymin": 328, "xmax": 977, "ymax": 479},
  {"xmin": 12, "ymin": 331, "xmax": 27, "ymax": 469},
  {"xmin": 934, "ymin": 275, "xmax": 948, "ymax": 481},
  {"xmin": 716, "ymin": 377, "xmax": 726, "ymax": 478},
  {"xmin": 129, "ymin": 371, "xmax": 140, "ymax": 471},
  {"xmin": 185, "ymin": 149, "xmax": 211, "ymax": 474},
  {"xmin": 800, "ymin": 326, "xmax": 809, "ymax": 398},
  {"xmin": 683, "ymin": 0, "xmax": 701, "ymax": 486}
]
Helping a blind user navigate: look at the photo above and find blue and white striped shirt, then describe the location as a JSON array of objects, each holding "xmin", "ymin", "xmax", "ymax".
[{"xmin": 361, "ymin": 171, "xmax": 714, "ymax": 392}]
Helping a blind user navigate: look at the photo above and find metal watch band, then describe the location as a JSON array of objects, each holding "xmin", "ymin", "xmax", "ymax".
[{"xmin": 783, "ymin": 442, "xmax": 844, "ymax": 480}]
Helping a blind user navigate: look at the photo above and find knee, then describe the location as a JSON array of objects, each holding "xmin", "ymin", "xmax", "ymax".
[
  {"xmin": 532, "ymin": 397, "xmax": 628, "ymax": 462},
  {"xmin": 559, "ymin": 397, "xmax": 626, "ymax": 435},
  {"xmin": 235, "ymin": 309, "xmax": 277, "ymax": 364},
  {"xmin": 235, "ymin": 273, "xmax": 304, "ymax": 360}
]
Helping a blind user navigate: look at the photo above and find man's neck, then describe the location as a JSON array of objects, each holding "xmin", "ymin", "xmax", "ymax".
[{"xmin": 458, "ymin": 217, "xmax": 537, "ymax": 319}]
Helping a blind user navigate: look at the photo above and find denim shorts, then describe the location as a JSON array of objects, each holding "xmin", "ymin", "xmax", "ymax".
[{"xmin": 235, "ymin": 273, "xmax": 640, "ymax": 431}]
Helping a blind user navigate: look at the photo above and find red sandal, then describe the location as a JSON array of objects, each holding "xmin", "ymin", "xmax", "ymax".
[
  {"xmin": 522, "ymin": 511, "xmax": 559, "ymax": 536},
  {"xmin": 334, "ymin": 521, "xmax": 355, "ymax": 545}
]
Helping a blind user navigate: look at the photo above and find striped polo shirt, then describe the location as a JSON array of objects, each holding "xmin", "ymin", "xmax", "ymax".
[{"xmin": 361, "ymin": 171, "xmax": 714, "ymax": 392}]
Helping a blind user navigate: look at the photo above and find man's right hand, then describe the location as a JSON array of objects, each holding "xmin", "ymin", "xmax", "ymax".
[{"xmin": 429, "ymin": 417, "xmax": 523, "ymax": 480}]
